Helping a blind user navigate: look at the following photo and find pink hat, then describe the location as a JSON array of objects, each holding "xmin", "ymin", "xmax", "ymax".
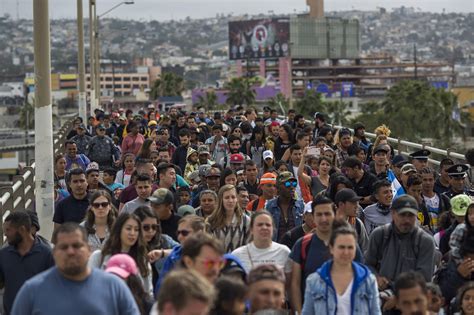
[{"xmin": 105, "ymin": 254, "xmax": 138, "ymax": 279}]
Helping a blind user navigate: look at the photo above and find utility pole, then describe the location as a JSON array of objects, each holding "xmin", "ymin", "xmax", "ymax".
[
  {"xmin": 89, "ymin": 0, "xmax": 96, "ymax": 113},
  {"xmin": 94, "ymin": 9, "xmax": 101, "ymax": 109},
  {"xmin": 33, "ymin": 0, "xmax": 54, "ymax": 239},
  {"xmin": 414, "ymin": 43, "xmax": 418, "ymax": 80},
  {"xmin": 77, "ymin": 0, "xmax": 87, "ymax": 121}
]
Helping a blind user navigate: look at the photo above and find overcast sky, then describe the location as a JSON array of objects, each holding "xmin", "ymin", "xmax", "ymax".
[{"xmin": 1, "ymin": 0, "xmax": 473, "ymax": 20}]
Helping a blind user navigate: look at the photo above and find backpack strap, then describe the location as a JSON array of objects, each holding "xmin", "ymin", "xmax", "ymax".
[
  {"xmin": 300, "ymin": 233, "xmax": 313, "ymax": 271},
  {"xmin": 376, "ymin": 224, "xmax": 391, "ymax": 267}
]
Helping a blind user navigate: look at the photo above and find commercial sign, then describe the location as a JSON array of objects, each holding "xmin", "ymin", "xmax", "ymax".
[{"xmin": 228, "ymin": 18, "xmax": 290, "ymax": 60}]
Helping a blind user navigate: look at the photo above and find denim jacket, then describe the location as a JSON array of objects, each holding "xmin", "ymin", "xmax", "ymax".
[
  {"xmin": 265, "ymin": 197, "xmax": 304, "ymax": 241},
  {"xmin": 302, "ymin": 260, "xmax": 381, "ymax": 315}
]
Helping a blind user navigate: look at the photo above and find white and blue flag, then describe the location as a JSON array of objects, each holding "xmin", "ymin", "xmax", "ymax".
[{"xmin": 387, "ymin": 169, "xmax": 405, "ymax": 200}]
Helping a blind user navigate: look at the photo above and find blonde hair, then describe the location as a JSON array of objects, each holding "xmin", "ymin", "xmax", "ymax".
[
  {"xmin": 374, "ymin": 124, "xmax": 391, "ymax": 137},
  {"xmin": 206, "ymin": 184, "xmax": 244, "ymax": 229}
]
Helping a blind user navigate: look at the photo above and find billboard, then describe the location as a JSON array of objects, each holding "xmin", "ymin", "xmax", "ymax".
[{"xmin": 228, "ymin": 18, "xmax": 290, "ymax": 60}]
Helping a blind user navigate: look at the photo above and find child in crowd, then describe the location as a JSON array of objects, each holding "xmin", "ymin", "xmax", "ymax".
[
  {"xmin": 426, "ymin": 283, "xmax": 446, "ymax": 315},
  {"xmin": 449, "ymin": 194, "xmax": 474, "ymax": 264},
  {"xmin": 115, "ymin": 152, "xmax": 135, "ymax": 187},
  {"xmin": 177, "ymin": 187, "xmax": 192, "ymax": 207},
  {"xmin": 184, "ymin": 147, "xmax": 199, "ymax": 182},
  {"xmin": 103, "ymin": 168, "xmax": 125, "ymax": 192}
]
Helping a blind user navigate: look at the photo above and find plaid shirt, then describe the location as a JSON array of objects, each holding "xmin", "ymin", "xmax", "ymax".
[
  {"xmin": 335, "ymin": 147, "xmax": 349, "ymax": 168},
  {"xmin": 449, "ymin": 223, "xmax": 466, "ymax": 264}
]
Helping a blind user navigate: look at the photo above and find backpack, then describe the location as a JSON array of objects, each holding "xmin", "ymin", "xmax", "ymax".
[
  {"xmin": 300, "ymin": 233, "xmax": 314, "ymax": 271},
  {"xmin": 376, "ymin": 224, "xmax": 424, "ymax": 268}
]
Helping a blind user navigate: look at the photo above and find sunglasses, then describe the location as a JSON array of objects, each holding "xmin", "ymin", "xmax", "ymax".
[
  {"xmin": 142, "ymin": 224, "xmax": 159, "ymax": 232},
  {"xmin": 197, "ymin": 258, "xmax": 227, "ymax": 270},
  {"xmin": 284, "ymin": 181, "xmax": 297, "ymax": 188},
  {"xmin": 92, "ymin": 202, "xmax": 109, "ymax": 208},
  {"xmin": 177, "ymin": 229, "xmax": 191, "ymax": 237}
]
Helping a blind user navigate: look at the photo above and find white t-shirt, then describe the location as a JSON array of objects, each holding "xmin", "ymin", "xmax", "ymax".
[
  {"xmin": 231, "ymin": 242, "xmax": 292, "ymax": 273},
  {"xmin": 336, "ymin": 278, "xmax": 353, "ymax": 315}
]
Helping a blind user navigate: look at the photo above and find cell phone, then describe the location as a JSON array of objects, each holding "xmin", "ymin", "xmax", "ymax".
[{"xmin": 307, "ymin": 146, "xmax": 322, "ymax": 158}]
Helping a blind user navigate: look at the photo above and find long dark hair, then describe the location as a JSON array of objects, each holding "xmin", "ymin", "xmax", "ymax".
[
  {"xmin": 100, "ymin": 213, "xmax": 149, "ymax": 277},
  {"xmin": 326, "ymin": 174, "xmax": 353, "ymax": 202},
  {"xmin": 220, "ymin": 168, "xmax": 237, "ymax": 187},
  {"xmin": 126, "ymin": 274, "xmax": 152, "ymax": 315},
  {"xmin": 84, "ymin": 190, "xmax": 117, "ymax": 235},
  {"xmin": 279, "ymin": 124, "xmax": 294, "ymax": 142},
  {"xmin": 134, "ymin": 206, "xmax": 163, "ymax": 250}
]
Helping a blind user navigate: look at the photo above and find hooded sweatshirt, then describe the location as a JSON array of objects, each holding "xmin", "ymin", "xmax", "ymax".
[{"xmin": 184, "ymin": 147, "xmax": 199, "ymax": 182}]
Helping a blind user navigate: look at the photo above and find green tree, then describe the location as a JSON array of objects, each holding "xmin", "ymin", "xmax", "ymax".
[
  {"xmin": 150, "ymin": 72, "xmax": 184, "ymax": 100},
  {"xmin": 17, "ymin": 101, "xmax": 35, "ymax": 129},
  {"xmin": 294, "ymin": 90, "xmax": 326, "ymax": 118},
  {"xmin": 196, "ymin": 90, "xmax": 218, "ymax": 111},
  {"xmin": 352, "ymin": 80, "xmax": 468, "ymax": 147},
  {"xmin": 267, "ymin": 93, "xmax": 290, "ymax": 114},
  {"xmin": 224, "ymin": 77, "xmax": 256, "ymax": 106},
  {"xmin": 325, "ymin": 100, "xmax": 352, "ymax": 126}
]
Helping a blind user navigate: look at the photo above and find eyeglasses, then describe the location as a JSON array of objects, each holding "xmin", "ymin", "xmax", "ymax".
[
  {"xmin": 284, "ymin": 181, "xmax": 297, "ymax": 188},
  {"xmin": 177, "ymin": 229, "xmax": 191, "ymax": 237},
  {"xmin": 197, "ymin": 258, "xmax": 227, "ymax": 270},
  {"xmin": 92, "ymin": 202, "xmax": 109, "ymax": 208},
  {"xmin": 142, "ymin": 224, "xmax": 159, "ymax": 232}
]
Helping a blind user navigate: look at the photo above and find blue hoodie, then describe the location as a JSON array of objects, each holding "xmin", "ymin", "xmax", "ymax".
[{"xmin": 302, "ymin": 260, "xmax": 381, "ymax": 315}]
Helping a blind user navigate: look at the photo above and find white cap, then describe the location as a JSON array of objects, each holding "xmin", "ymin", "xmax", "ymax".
[
  {"xmin": 304, "ymin": 201, "xmax": 313, "ymax": 214},
  {"xmin": 263, "ymin": 150, "xmax": 274, "ymax": 160}
]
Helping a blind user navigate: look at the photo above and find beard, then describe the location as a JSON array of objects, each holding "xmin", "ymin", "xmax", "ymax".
[
  {"xmin": 9, "ymin": 232, "xmax": 23, "ymax": 247},
  {"xmin": 61, "ymin": 263, "xmax": 87, "ymax": 277}
]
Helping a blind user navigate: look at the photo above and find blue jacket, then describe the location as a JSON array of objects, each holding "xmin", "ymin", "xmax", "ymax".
[
  {"xmin": 154, "ymin": 245, "xmax": 182, "ymax": 294},
  {"xmin": 265, "ymin": 197, "xmax": 304, "ymax": 241},
  {"xmin": 302, "ymin": 260, "xmax": 381, "ymax": 315}
]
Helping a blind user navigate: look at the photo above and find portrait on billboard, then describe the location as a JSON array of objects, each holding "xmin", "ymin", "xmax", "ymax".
[{"xmin": 229, "ymin": 18, "xmax": 290, "ymax": 60}]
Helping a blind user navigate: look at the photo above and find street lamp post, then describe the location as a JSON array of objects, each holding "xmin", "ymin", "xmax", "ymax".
[
  {"xmin": 33, "ymin": 0, "xmax": 54, "ymax": 239},
  {"xmin": 94, "ymin": 1, "xmax": 134, "ymax": 110},
  {"xmin": 77, "ymin": 0, "xmax": 87, "ymax": 121},
  {"xmin": 88, "ymin": 0, "xmax": 96, "ymax": 113}
]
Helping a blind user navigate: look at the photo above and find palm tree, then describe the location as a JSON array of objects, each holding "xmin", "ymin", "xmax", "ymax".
[
  {"xmin": 224, "ymin": 77, "xmax": 256, "ymax": 106},
  {"xmin": 150, "ymin": 72, "xmax": 184, "ymax": 100},
  {"xmin": 197, "ymin": 89, "xmax": 218, "ymax": 111},
  {"xmin": 326, "ymin": 100, "xmax": 351, "ymax": 126},
  {"xmin": 267, "ymin": 93, "xmax": 290, "ymax": 113},
  {"xmin": 294, "ymin": 90, "xmax": 326, "ymax": 118}
]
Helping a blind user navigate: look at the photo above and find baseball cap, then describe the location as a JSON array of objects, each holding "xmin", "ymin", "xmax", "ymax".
[
  {"xmin": 148, "ymin": 188, "xmax": 174, "ymax": 205},
  {"xmin": 205, "ymin": 167, "xmax": 221, "ymax": 178},
  {"xmin": 96, "ymin": 124, "xmax": 106, "ymax": 130},
  {"xmin": 230, "ymin": 153, "xmax": 244, "ymax": 164},
  {"xmin": 277, "ymin": 171, "xmax": 296, "ymax": 185},
  {"xmin": 392, "ymin": 155, "xmax": 407, "ymax": 168},
  {"xmin": 148, "ymin": 120, "xmax": 157, "ymax": 127},
  {"xmin": 263, "ymin": 150, "xmax": 274, "ymax": 160},
  {"xmin": 373, "ymin": 145, "xmax": 389, "ymax": 155},
  {"xmin": 450, "ymin": 194, "xmax": 473, "ymax": 216},
  {"xmin": 198, "ymin": 165, "xmax": 211, "ymax": 178},
  {"xmin": 77, "ymin": 123, "xmax": 86, "ymax": 129},
  {"xmin": 197, "ymin": 145, "xmax": 210, "ymax": 156},
  {"xmin": 85, "ymin": 162, "xmax": 99, "ymax": 174},
  {"xmin": 177, "ymin": 205, "xmax": 196, "ymax": 217},
  {"xmin": 401, "ymin": 163, "xmax": 417, "ymax": 175},
  {"xmin": 188, "ymin": 170, "xmax": 201, "ymax": 183},
  {"xmin": 260, "ymin": 173, "xmax": 277, "ymax": 186},
  {"xmin": 335, "ymin": 188, "xmax": 362, "ymax": 204},
  {"xmin": 391, "ymin": 195, "xmax": 419, "ymax": 216},
  {"xmin": 304, "ymin": 201, "xmax": 313, "ymax": 214},
  {"xmin": 105, "ymin": 254, "xmax": 138, "ymax": 279}
]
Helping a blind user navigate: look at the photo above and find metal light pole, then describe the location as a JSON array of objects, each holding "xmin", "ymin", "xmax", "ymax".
[
  {"xmin": 94, "ymin": 1, "xmax": 134, "ymax": 110},
  {"xmin": 33, "ymin": 0, "xmax": 54, "ymax": 239},
  {"xmin": 89, "ymin": 0, "xmax": 96, "ymax": 113},
  {"xmin": 77, "ymin": 0, "xmax": 87, "ymax": 121}
]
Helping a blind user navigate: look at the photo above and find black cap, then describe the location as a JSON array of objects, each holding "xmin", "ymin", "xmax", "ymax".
[
  {"xmin": 447, "ymin": 164, "xmax": 469, "ymax": 178},
  {"xmin": 335, "ymin": 188, "xmax": 362, "ymax": 204},
  {"xmin": 353, "ymin": 122, "xmax": 365, "ymax": 131},
  {"xmin": 392, "ymin": 155, "xmax": 407, "ymax": 167},
  {"xmin": 263, "ymin": 106, "xmax": 271, "ymax": 112},
  {"xmin": 391, "ymin": 195, "xmax": 419, "ymax": 216},
  {"xmin": 373, "ymin": 145, "xmax": 389, "ymax": 155},
  {"xmin": 409, "ymin": 149, "xmax": 431, "ymax": 160}
]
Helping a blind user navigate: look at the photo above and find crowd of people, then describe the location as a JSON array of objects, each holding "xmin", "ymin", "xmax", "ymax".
[{"xmin": 2, "ymin": 105, "xmax": 474, "ymax": 315}]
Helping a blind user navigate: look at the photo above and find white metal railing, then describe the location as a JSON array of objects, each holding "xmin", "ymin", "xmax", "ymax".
[{"xmin": 0, "ymin": 118, "xmax": 75, "ymax": 244}]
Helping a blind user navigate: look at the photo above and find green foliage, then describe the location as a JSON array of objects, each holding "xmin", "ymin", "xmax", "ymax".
[
  {"xmin": 196, "ymin": 90, "xmax": 218, "ymax": 111},
  {"xmin": 294, "ymin": 90, "xmax": 326, "ymax": 118},
  {"xmin": 352, "ymin": 80, "xmax": 467, "ymax": 147},
  {"xmin": 267, "ymin": 93, "xmax": 290, "ymax": 113},
  {"xmin": 18, "ymin": 101, "xmax": 35, "ymax": 129},
  {"xmin": 150, "ymin": 72, "xmax": 184, "ymax": 100},
  {"xmin": 224, "ymin": 77, "xmax": 256, "ymax": 106},
  {"xmin": 325, "ymin": 100, "xmax": 352, "ymax": 126}
]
